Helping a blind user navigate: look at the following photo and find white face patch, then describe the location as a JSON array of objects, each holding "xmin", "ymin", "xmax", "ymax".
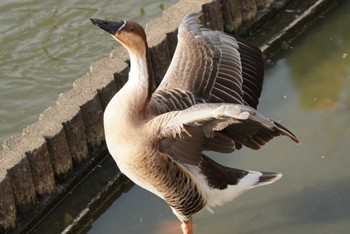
[{"xmin": 118, "ymin": 20, "xmax": 127, "ymax": 32}]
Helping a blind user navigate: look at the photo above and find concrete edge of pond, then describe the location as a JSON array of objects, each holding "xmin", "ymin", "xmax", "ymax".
[{"xmin": 0, "ymin": 0, "xmax": 343, "ymax": 233}]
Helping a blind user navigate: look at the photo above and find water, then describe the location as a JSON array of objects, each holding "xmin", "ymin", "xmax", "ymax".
[
  {"xmin": 0, "ymin": 0, "xmax": 178, "ymax": 145},
  {"xmin": 88, "ymin": 1, "xmax": 350, "ymax": 234}
]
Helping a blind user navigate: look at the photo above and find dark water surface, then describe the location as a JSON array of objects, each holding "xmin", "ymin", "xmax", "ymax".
[{"xmin": 88, "ymin": 1, "xmax": 350, "ymax": 234}]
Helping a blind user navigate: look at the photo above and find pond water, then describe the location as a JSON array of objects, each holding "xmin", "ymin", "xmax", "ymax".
[
  {"xmin": 0, "ymin": 0, "xmax": 177, "ymax": 145},
  {"xmin": 88, "ymin": 1, "xmax": 350, "ymax": 234}
]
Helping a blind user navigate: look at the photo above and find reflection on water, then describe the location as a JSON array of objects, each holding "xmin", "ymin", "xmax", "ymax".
[
  {"xmin": 88, "ymin": 1, "xmax": 350, "ymax": 234},
  {"xmin": 289, "ymin": 8, "xmax": 350, "ymax": 111},
  {"xmin": 0, "ymin": 0, "xmax": 177, "ymax": 144}
]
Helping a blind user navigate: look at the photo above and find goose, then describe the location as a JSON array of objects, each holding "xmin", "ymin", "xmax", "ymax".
[{"xmin": 90, "ymin": 13, "xmax": 299, "ymax": 234}]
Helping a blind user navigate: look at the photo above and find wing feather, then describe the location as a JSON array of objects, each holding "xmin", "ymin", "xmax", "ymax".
[
  {"xmin": 145, "ymin": 13, "xmax": 298, "ymax": 165},
  {"xmin": 153, "ymin": 103, "xmax": 298, "ymax": 166}
]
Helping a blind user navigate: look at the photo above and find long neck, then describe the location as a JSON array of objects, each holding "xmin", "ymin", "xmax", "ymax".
[
  {"xmin": 123, "ymin": 47, "xmax": 153, "ymax": 115},
  {"xmin": 144, "ymin": 46, "xmax": 154, "ymax": 103}
]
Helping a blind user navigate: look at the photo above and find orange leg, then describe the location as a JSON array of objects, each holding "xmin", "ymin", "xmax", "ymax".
[{"xmin": 181, "ymin": 219, "xmax": 193, "ymax": 234}]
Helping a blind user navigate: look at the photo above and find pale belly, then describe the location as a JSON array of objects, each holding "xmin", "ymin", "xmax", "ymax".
[
  {"xmin": 105, "ymin": 136, "xmax": 161, "ymax": 193},
  {"xmin": 107, "ymin": 137, "xmax": 206, "ymax": 222}
]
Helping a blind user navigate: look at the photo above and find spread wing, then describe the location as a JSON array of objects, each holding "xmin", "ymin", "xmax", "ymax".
[
  {"xmin": 152, "ymin": 104, "xmax": 298, "ymax": 166},
  {"xmin": 147, "ymin": 13, "xmax": 298, "ymax": 162},
  {"xmin": 149, "ymin": 12, "xmax": 264, "ymax": 115}
]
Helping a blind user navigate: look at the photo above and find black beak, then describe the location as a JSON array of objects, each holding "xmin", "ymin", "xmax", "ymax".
[{"xmin": 90, "ymin": 18, "xmax": 125, "ymax": 35}]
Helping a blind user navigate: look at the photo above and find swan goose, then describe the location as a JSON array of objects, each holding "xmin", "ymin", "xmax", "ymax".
[{"xmin": 90, "ymin": 13, "xmax": 299, "ymax": 234}]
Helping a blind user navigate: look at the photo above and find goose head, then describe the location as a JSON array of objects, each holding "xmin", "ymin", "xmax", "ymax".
[{"xmin": 90, "ymin": 18, "xmax": 147, "ymax": 57}]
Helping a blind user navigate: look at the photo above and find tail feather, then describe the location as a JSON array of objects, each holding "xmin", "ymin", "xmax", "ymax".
[
  {"xmin": 235, "ymin": 170, "xmax": 282, "ymax": 190},
  {"xmin": 258, "ymin": 171, "xmax": 282, "ymax": 185},
  {"xmin": 191, "ymin": 155, "xmax": 282, "ymax": 209}
]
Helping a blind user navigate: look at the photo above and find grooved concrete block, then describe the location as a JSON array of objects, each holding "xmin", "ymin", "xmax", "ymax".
[
  {"xmin": 0, "ymin": 133, "xmax": 55, "ymax": 230},
  {"xmin": 98, "ymin": 78, "xmax": 119, "ymax": 110},
  {"xmin": 221, "ymin": 0, "xmax": 243, "ymax": 32},
  {"xmin": 62, "ymin": 111, "xmax": 88, "ymax": 165},
  {"xmin": 8, "ymin": 160, "xmax": 36, "ymax": 214},
  {"xmin": 202, "ymin": 0, "xmax": 224, "ymax": 30},
  {"xmin": 113, "ymin": 70, "xmax": 129, "ymax": 93},
  {"xmin": 56, "ymin": 90, "xmax": 88, "ymax": 165},
  {"xmin": 45, "ymin": 130, "xmax": 73, "ymax": 181},
  {"xmin": 24, "ymin": 107, "xmax": 73, "ymax": 182},
  {"xmin": 1, "ymin": 133, "xmax": 56, "ymax": 216},
  {"xmin": 0, "ymin": 171, "xmax": 17, "ymax": 231},
  {"xmin": 26, "ymin": 142, "xmax": 55, "ymax": 197},
  {"xmin": 1, "ymin": 134, "xmax": 55, "ymax": 198},
  {"xmin": 79, "ymin": 92, "xmax": 104, "ymax": 147},
  {"xmin": 239, "ymin": 0, "xmax": 258, "ymax": 22},
  {"xmin": 1, "ymin": 145, "xmax": 36, "ymax": 214}
]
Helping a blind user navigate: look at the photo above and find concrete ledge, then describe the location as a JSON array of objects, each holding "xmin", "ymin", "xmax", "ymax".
[{"xmin": 0, "ymin": 0, "xmax": 343, "ymax": 233}]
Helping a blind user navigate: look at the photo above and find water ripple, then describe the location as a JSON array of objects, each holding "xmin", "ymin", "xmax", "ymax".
[{"xmin": 0, "ymin": 0, "xmax": 177, "ymax": 144}]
